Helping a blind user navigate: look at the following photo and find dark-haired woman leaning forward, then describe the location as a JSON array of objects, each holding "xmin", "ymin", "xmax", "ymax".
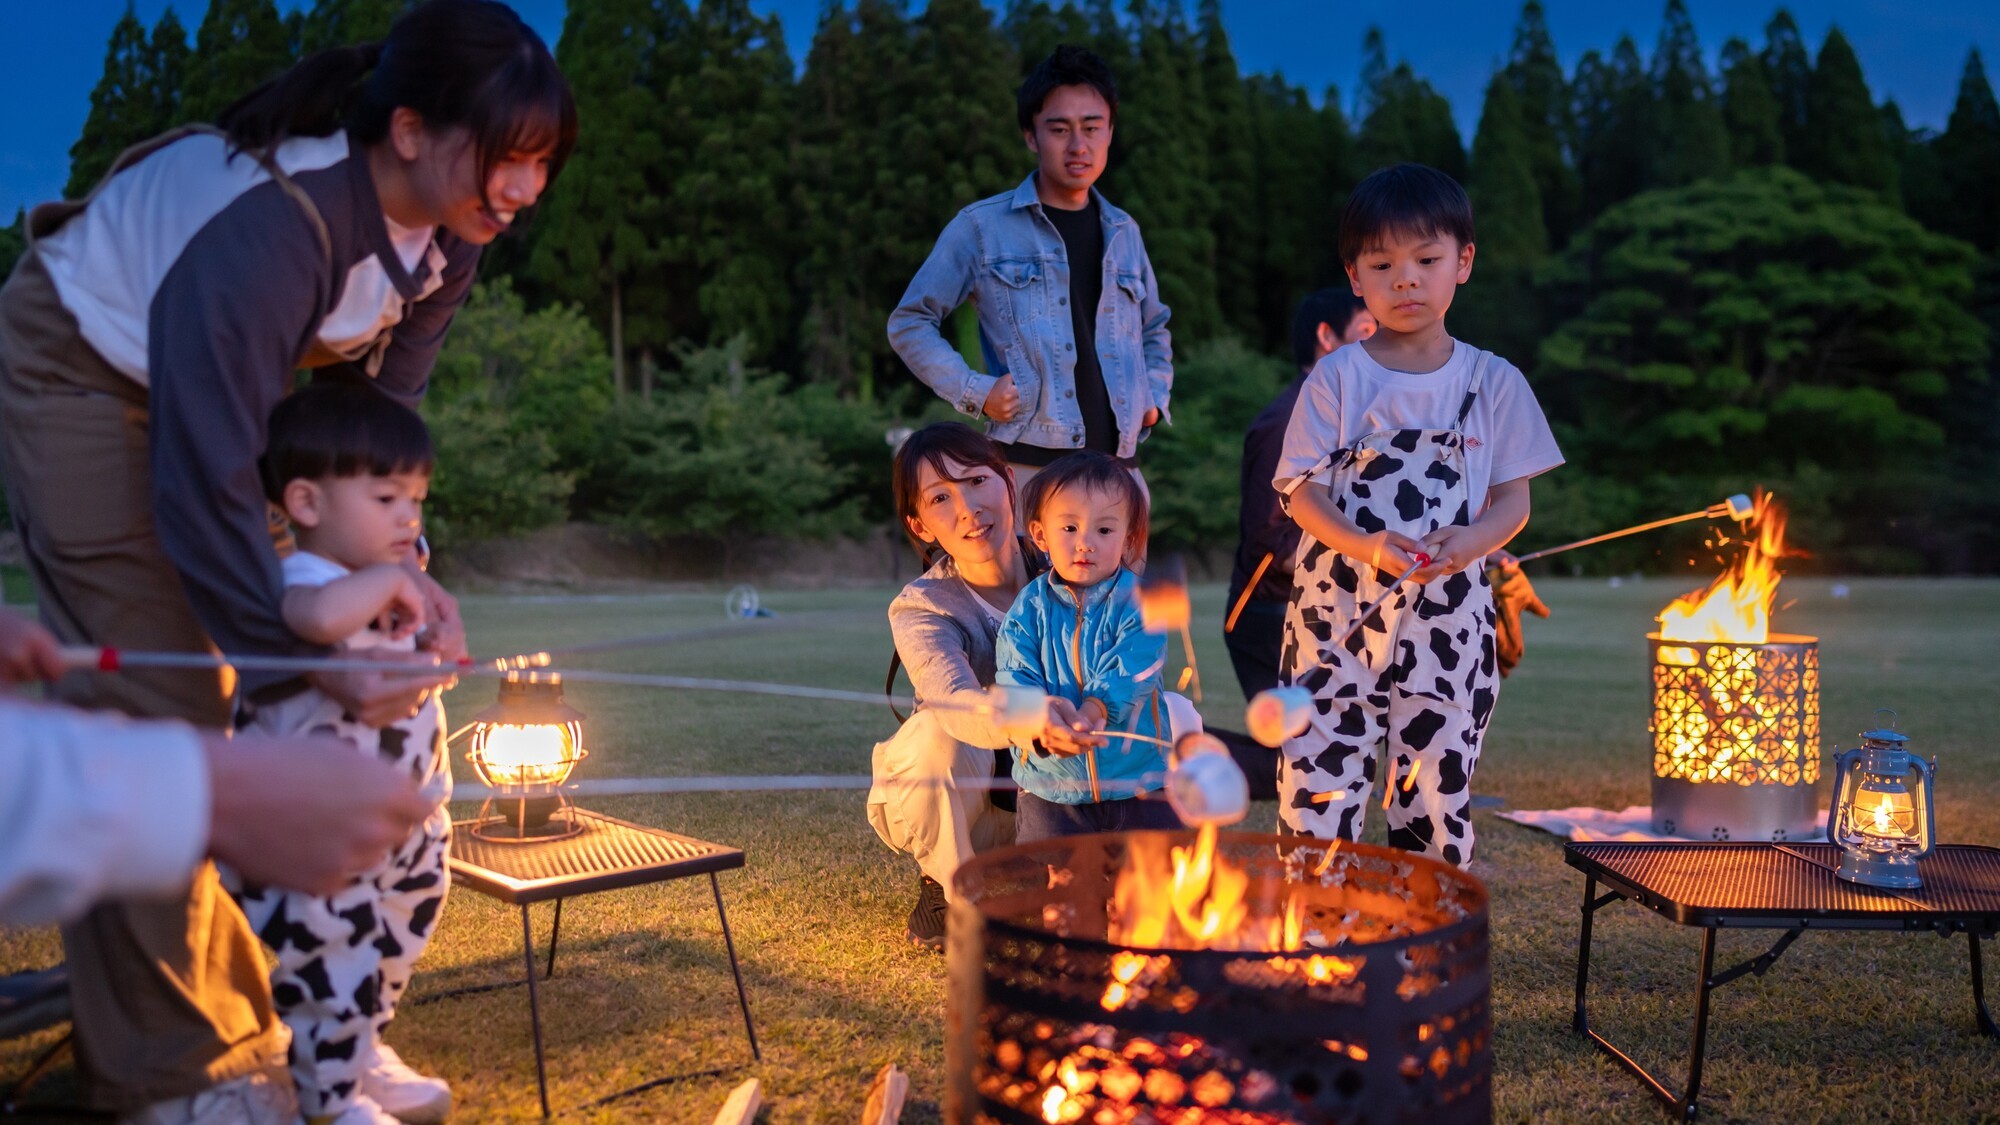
[{"xmin": 0, "ymin": 3, "xmax": 574, "ymax": 1120}]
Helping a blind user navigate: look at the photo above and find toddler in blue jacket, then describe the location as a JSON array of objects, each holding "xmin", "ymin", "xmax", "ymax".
[{"xmin": 996, "ymin": 452, "xmax": 1190, "ymax": 841}]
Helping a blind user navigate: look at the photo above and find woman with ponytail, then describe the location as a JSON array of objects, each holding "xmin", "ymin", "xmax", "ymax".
[{"xmin": 0, "ymin": 3, "xmax": 574, "ymax": 1121}]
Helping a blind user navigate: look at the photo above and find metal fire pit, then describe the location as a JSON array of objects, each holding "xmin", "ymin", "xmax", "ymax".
[
  {"xmin": 1649, "ymin": 633, "xmax": 1822, "ymax": 841},
  {"xmin": 947, "ymin": 831, "xmax": 1491, "ymax": 1124}
]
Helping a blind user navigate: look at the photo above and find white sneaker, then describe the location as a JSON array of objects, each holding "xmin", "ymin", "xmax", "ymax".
[
  {"xmin": 303, "ymin": 1094, "xmax": 402, "ymax": 1125},
  {"xmin": 359, "ymin": 1042, "xmax": 452, "ymax": 1124},
  {"xmin": 120, "ymin": 1066, "xmax": 296, "ymax": 1125}
]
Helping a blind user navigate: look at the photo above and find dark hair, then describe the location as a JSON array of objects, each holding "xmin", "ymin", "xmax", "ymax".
[
  {"xmin": 263, "ymin": 380, "xmax": 435, "ymax": 502},
  {"xmin": 1020, "ymin": 452, "xmax": 1149, "ymax": 565},
  {"xmin": 891, "ymin": 423, "xmax": 1017, "ymax": 563},
  {"xmin": 218, "ymin": 0, "xmax": 577, "ymax": 213},
  {"xmin": 1337, "ymin": 163, "xmax": 1476, "ymax": 265},
  {"xmin": 1017, "ymin": 45, "xmax": 1120, "ymax": 132},
  {"xmin": 1291, "ymin": 287, "xmax": 1372, "ymax": 369}
]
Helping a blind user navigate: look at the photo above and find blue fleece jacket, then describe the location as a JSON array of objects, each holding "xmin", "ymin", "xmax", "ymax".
[{"xmin": 995, "ymin": 568, "xmax": 1169, "ymax": 804}]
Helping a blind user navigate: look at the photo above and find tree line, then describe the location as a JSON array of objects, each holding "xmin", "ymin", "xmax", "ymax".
[{"xmin": 23, "ymin": 0, "xmax": 2000, "ymax": 571}]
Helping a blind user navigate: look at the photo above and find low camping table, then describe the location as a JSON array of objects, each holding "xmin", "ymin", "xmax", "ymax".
[
  {"xmin": 1565, "ymin": 841, "xmax": 2000, "ymax": 1121},
  {"xmin": 436, "ymin": 809, "xmax": 758, "ymax": 1117}
]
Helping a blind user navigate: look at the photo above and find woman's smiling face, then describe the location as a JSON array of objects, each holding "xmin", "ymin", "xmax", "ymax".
[{"xmin": 908, "ymin": 456, "xmax": 1016, "ymax": 567}]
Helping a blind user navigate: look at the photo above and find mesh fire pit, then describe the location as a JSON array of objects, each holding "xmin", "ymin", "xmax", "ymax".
[
  {"xmin": 947, "ymin": 829, "xmax": 1490, "ymax": 1124},
  {"xmin": 1649, "ymin": 633, "xmax": 1821, "ymax": 841}
]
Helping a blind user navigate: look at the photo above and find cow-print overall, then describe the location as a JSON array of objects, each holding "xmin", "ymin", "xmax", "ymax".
[
  {"xmin": 227, "ymin": 616, "xmax": 452, "ymax": 1117},
  {"xmin": 1276, "ymin": 353, "xmax": 1498, "ymax": 866}
]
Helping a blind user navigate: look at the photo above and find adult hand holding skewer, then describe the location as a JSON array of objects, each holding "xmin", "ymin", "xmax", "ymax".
[
  {"xmin": 306, "ymin": 649, "xmax": 457, "ymax": 728},
  {"xmin": 1037, "ymin": 696, "xmax": 1107, "ymax": 756},
  {"xmin": 0, "ymin": 610, "xmax": 66, "ymax": 685}
]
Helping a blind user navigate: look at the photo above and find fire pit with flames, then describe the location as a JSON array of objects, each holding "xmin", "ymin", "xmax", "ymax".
[
  {"xmin": 1649, "ymin": 493, "xmax": 1822, "ymax": 841},
  {"xmin": 947, "ymin": 825, "xmax": 1490, "ymax": 1124}
]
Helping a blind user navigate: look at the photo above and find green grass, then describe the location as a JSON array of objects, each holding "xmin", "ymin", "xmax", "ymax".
[
  {"xmin": 1, "ymin": 564, "xmax": 31, "ymax": 605},
  {"xmin": 4, "ymin": 578, "xmax": 1998, "ymax": 1122}
]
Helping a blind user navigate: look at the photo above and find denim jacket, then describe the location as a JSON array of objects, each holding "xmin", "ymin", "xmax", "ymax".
[
  {"xmin": 995, "ymin": 569, "xmax": 1170, "ymax": 803},
  {"xmin": 887, "ymin": 173, "xmax": 1174, "ymax": 459}
]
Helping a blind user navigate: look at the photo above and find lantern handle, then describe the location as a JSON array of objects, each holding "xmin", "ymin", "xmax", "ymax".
[
  {"xmin": 1872, "ymin": 707, "xmax": 1899, "ymax": 731},
  {"xmin": 1826, "ymin": 747, "xmax": 1862, "ymax": 845},
  {"xmin": 1909, "ymin": 753, "xmax": 1939, "ymax": 861}
]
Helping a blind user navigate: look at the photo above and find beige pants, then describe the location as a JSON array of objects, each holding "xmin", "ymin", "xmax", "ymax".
[
  {"xmin": 0, "ymin": 251, "xmax": 283, "ymax": 1112},
  {"xmin": 866, "ymin": 693, "xmax": 1202, "ymax": 894},
  {"xmin": 867, "ymin": 711, "xmax": 1016, "ymax": 898}
]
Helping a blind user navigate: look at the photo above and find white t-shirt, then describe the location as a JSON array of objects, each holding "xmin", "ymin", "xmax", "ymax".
[{"xmin": 1273, "ymin": 339, "xmax": 1564, "ymax": 519}]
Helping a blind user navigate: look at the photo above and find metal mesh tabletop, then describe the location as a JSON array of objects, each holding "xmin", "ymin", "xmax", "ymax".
[
  {"xmin": 449, "ymin": 809, "xmax": 744, "ymax": 904},
  {"xmin": 1565, "ymin": 841, "xmax": 2000, "ymax": 929}
]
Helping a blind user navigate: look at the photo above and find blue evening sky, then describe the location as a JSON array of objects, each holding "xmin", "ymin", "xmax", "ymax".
[{"xmin": 2, "ymin": 1, "xmax": 1993, "ymax": 217}]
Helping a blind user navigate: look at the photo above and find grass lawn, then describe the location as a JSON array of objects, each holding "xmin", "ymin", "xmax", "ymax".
[{"xmin": 4, "ymin": 577, "xmax": 1998, "ymax": 1122}]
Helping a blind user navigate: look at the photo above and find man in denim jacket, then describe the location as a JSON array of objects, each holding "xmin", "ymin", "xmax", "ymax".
[{"xmin": 888, "ymin": 45, "xmax": 1173, "ymax": 487}]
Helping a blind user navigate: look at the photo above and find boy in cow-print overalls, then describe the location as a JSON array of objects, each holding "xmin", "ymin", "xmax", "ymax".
[
  {"xmin": 1272, "ymin": 164, "xmax": 1563, "ymax": 866},
  {"xmin": 226, "ymin": 382, "xmax": 454, "ymax": 1125}
]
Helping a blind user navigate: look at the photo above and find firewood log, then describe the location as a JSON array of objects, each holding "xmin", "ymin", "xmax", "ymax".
[
  {"xmin": 861, "ymin": 1063, "xmax": 907, "ymax": 1124},
  {"xmin": 711, "ymin": 1078, "xmax": 761, "ymax": 1125}
]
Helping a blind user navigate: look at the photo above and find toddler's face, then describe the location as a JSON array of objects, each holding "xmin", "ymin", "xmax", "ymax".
[
  {"xmin": 1345, "ymin": 229, "xmax": 1475, "ymax": 336},
  {"xmin": 1031, "ymin": 483, "xmax": 1130, "ymax": 587},
  {"xmin": 288, "ymin": 471, "xmax": 429, "ymax": 570}
]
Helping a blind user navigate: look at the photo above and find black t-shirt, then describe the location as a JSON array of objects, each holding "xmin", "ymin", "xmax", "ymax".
[{"xmin": 999, "ymin": 198, "xmax": 1116, "ymax": 465}]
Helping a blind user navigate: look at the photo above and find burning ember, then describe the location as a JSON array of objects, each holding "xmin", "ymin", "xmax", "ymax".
[
  {"xmin": 948, "ymin": 830, "xmax": 1490, "ymax": 1122},
  {"xmin": 1648, "ymin": 493, "xmax": 1822, "ymax": 840}
]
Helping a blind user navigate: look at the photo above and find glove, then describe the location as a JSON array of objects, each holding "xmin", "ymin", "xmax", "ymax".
[{"xmin": 1487, "ymin": 552, "xmax": 1551, "ymax": 679}]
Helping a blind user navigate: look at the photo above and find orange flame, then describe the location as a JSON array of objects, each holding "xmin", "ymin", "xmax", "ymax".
[{"xmin": 1658, "ymin": 492, "xmax": 1788, "ymax": 644}]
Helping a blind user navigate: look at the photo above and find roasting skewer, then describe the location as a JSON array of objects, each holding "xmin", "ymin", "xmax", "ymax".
[
  {"xmin": 1332, "ymin": 552, "xmax": 1433, "ymax": 651},
  {"xmin": 1510, "ymin": 493, "xmax": 1755, "ymax": 565}
]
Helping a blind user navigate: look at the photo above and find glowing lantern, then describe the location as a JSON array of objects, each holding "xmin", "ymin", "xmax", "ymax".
[
  {"xmin": 467, "ymin": 673, "xmax": 588, "ymax": 841},
  {"xmin": 1827, "ymin": 712, "xmax": 1936, "ymax": 888}
]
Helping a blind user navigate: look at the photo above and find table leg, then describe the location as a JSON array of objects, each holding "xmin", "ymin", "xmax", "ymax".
[
  {"xmin": 546, "ymin": 898, "xmax": 564, "ymax": 980},
  {"xmin": 1681, "ymin": 927, "xmax": 1718, "ymax": 1119},
  {"xmin": 1571, "ymin": 874, "xmax": 1719, "ymax": 1121},
  {"xmin": 710, "ymin": 872, "xmax": 760, "ymax": 1062},
  {"xmin": 521, "ymin": 904, "xmax": 551, "ymax": 1118},
  {"xmin": 1573, "ymin": 874, "xmax": 1596, "ymax": 1034},
  {"xmin": 1972, "ymin": 932, "xmax": 1998, "ymax": 1039}
]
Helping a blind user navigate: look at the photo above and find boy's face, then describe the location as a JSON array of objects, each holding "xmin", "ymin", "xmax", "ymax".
[
  {"xmin": 1024, "ymin": 84, "xmax": 1112, "ymax": 198},
  {"xmin": 282, "ymin": 471, "xmax": 429, "ymax": 570},
  {"xmin": 1345, "ymin": 230, "xmax": 1475, "ymax": 336},
  {"xmin": 1030, "ymin": 482, "xmax": 1131, "ymax": 587}
]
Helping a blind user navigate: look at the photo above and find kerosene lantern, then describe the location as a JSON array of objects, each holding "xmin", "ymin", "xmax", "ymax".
[
  {"xmin": 1826, "ymin": 710, "xmax": 1936, "ymax": 888},
  {"xmin": 466, "ymin": 673, "xmax": 588, "ymax": 842}
]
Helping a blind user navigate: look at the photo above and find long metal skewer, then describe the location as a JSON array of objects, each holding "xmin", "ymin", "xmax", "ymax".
[
  {"xmin": 1511, "ymin": 493, "xmax": 1754, "ymax": 565},
  {"xmin": 55, "ymin": 646, "xmax": 927, "ymax": 712},
  {"xmin": 1332, "ymin": 552, "xmax": 1432, "ymax": 650}
]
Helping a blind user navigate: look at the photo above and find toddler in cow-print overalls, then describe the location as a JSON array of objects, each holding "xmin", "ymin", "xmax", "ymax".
[
  {"xmin": 1272, "ymin": 165, "xmax": 1562, "ymax": 866},
  {"xmin": 225, "ymin": 382, "xmax": 454, "ymax": 1125}
]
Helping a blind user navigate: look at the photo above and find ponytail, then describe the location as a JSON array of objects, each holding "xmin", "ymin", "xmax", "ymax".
[
  {"xmin": 217, "ymin": 42, "xmax": 382, "ymax": 153},
  {"xmin": 214, "ymin": 1, "xmax": 575, "ymax": 193}
]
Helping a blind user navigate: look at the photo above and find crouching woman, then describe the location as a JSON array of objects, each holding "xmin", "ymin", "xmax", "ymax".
[{"xmin": 867, "ymin": 423, "xmax": 1036, "ymax": 950}]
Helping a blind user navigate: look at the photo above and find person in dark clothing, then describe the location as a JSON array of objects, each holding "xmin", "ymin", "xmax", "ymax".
[
  {"xmin": 1224, "ymin": 289, "xmax": 1376, "ymax": 698},
  {"xmin": 0, "ymin": 4, "xmax": 574, "ymax": 1119}
]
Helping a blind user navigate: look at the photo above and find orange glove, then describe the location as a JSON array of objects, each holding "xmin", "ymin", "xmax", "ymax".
[{"xmin": 1487, "ymin": 552, "xmax": 1551, "ymax": 679}]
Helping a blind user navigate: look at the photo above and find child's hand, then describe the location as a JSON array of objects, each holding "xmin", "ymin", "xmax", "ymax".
[
  {"xmin": 1416, "ymin": 525, "xmax": 1485, "ymax": 583},
  {"xmin": 1363, "ymin": 530, "xmax": 1426, "ymax": 575},
  {"xmin": 360, "ymin": 565, "xmax": 428, "ymax": 640},
  {"xmin": 1039, "ymin": 697, "xmax": 1105, "ymax": 757}
]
